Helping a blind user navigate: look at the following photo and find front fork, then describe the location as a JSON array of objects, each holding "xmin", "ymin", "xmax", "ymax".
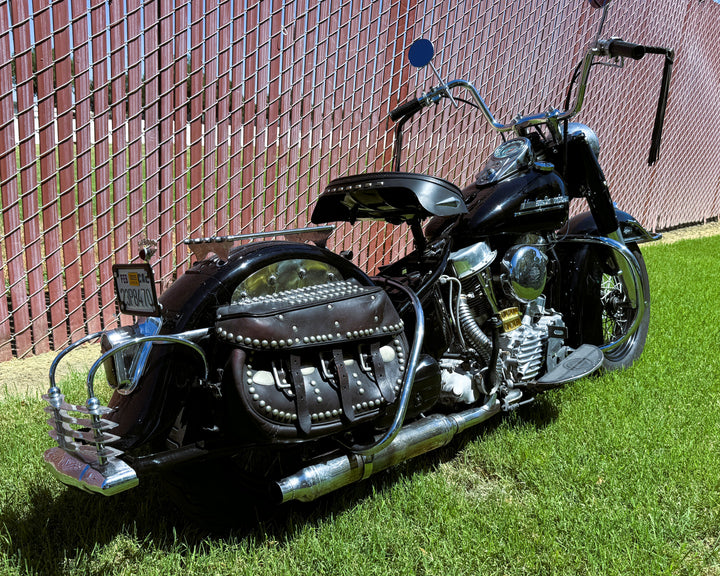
[
  {"xmin": 605, "ymin": 229, "xmax": 638, "ymax": 309},
  {"xmin": 575, "ymin": 134, "xmax": 638, "ymax": 309}
]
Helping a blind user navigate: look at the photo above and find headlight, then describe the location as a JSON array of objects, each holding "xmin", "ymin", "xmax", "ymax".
[{"xmin": 101, "ymin": 317, "xmax": 162, "ymax": 395}]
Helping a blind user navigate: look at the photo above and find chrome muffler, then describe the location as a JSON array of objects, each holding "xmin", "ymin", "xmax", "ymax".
[{"xmin": 273, "ymin": 397, "xmax": 501, "ymax": 503}]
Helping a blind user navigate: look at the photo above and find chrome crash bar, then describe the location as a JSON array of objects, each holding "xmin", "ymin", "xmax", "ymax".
[
  {"xmin": 43, "ymin": 328, "xmax": 209, "ymax": 495},
  {"xmin": 560, "ymin": 235, "xmax": 646, "ymax": 354}
]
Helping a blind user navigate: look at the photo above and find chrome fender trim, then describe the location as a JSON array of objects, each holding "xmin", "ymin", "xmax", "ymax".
[{"xmin": 560, "ymin": 235, "xmax": 646, "ymax": 353}]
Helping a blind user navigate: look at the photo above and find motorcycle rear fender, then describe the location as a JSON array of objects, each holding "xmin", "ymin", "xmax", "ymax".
[
  {"xmin": 561, "ymin": 209, "xmax": 661, "ymax": 244},
  {"xmin": 161, "ymin": 240, "xmax": 375, "ymax": 334},
  {"xmin": 106, "ymin": 241, "xmax": 376, "ymax": 451}
]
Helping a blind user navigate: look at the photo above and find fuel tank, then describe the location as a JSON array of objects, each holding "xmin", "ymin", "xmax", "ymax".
[
  {"xmin": 453, "ymin": 166, "xmax": 569, "ymax": 241},
  {"xmin": 426, "ymin": 138, "xmax": 570, "ymax": 242}
]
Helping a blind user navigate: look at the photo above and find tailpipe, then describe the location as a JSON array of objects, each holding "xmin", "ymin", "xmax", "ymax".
[{"xmin": 273, "ymin": 398, "xmax": 501, "ymax": 503}]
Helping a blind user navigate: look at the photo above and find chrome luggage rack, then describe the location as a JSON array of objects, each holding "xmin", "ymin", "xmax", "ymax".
[{"xmin": 183, "ymin": 225, "xmax": 335, "ymax": 261}]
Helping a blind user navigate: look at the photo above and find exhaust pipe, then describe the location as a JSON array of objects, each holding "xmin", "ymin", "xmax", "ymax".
[{"xmin": 273, "ymin": 398, "xmax": 501, "ymax": 503}]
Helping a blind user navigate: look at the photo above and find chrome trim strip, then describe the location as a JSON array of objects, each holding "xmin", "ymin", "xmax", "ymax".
[{"xmin": 123, "ymin": 318, "xmax": 162, "ymax": 395}]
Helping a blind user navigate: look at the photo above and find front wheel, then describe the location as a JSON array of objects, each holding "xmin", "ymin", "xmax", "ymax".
[{"xmin": 566, "ymin": 243, "xmax": 650, "ymax": 371}]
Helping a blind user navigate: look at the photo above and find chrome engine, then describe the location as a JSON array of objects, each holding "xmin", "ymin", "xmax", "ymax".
[
  {"xmin": 496, "ymin": 297, "xmax": 567, "ymax": 383},
  {"xmin": 441, "ymin": 238, "xmax": 570, "ymax": 406}
]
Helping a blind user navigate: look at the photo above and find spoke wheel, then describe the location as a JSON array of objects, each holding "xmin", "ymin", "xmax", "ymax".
[
  {"xmin": 600, "ymin": 273, "xmax": 632, "ymax": 343},
  {"xmin": 596, "ymin": 244, "xmax": 650, "ymax": 369}
]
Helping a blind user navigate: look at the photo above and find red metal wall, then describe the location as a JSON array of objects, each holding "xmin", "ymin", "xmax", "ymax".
[{"xmin": 0, "ymin": 0, "xmax": 718, "ymax": 360}]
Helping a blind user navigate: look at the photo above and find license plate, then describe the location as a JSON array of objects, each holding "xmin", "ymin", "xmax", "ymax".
[{"xmin": 112, "ymin": 263, "xmax": 161, "ymax": 316}]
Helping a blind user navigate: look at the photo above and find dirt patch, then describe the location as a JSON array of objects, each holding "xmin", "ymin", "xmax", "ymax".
[
  {"xmin": 0, "ymin": 344, "xmax": 101, "ymax": 398},
  {"xmin": 2, "ymin": 221, "xmax": 719, "ymax": 399},
  {"xmin": 655, "ymin": 220, "xmax": 720, "ymax": 244}
]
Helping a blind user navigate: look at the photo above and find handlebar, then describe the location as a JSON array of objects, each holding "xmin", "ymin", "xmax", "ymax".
[
  {"xmin": 389, "ymin": 37, "xmax": 672, "ymax": 140},
  {"xmin": 390, "ymin": 41, "xmax": 600, "ymax": 131},
  {"xmin": 389, "ymin": 98, "xmax": 423, "ymax": 122}
]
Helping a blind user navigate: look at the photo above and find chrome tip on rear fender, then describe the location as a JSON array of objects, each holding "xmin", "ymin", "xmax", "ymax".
[{"xmin": 43, "ymin": 447, "xmax": 138, "ymax": 496}]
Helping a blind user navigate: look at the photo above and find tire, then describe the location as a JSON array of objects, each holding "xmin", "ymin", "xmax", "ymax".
[{"xmin": 568, "ymin": 243, "xmax": 650, "ymax": 371}]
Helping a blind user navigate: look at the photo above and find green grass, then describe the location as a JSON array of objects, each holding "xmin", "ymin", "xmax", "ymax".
[{"xmin": 1, "ymin": 236, "xmax": 720, "ymax": 575}]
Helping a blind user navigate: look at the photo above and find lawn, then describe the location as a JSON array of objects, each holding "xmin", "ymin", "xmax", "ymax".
[{"xmin": 1, "ymin": 235, "xmax": 719, "ymax": 576}]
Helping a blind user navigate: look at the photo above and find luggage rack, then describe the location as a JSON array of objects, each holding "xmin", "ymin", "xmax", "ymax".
[{"xmin": 183, "ymin": 225, "xmax": 335, "ymax": 261}]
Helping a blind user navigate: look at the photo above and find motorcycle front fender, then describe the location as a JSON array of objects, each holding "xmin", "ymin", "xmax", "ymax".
[
  {"xmin": 551, "ymin": 210, "xmax": 651, "ymax": 350},
  {"xmin": 561, "ymin": 209, "xmax": 661, "ymax": 244}
]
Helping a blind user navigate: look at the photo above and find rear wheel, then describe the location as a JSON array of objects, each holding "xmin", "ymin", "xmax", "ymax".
[{"xmin": 161, "ymin": 450, "xmax": 284, "ymax": 530}]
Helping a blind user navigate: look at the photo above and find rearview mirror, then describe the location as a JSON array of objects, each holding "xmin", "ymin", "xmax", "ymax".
[{"xmin": 408, "ymin": 39, "xmax": 435, "ymax": 68}]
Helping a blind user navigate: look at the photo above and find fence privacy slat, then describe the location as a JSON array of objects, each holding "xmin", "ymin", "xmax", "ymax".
[
  {"xmin": 0, "ymin": 0, "xmax": 20, "ymax": 359},
  {"xmin": 159, "ymin": 0, "xmax": 175, "ymax": 280},
  {"xmin": 127, "ymin": 0, "xmax": 145, "ymax": 267},
  {"xmin": 173, "ymin": 0, "xmax": 190, "ymax": 277},
  {"xmin": 1, "ymin": 0, "xmax": 720, "ymax": 359},
  {"xmin": 34, "ymin": 1, "xmax": 67, "ymax": 351},
  {"xmin": 202, "ymin": 0, "xmax": 219, "ymax": 235},
  {"xmin": 143, "ymin": 0, "xmax": 160, "ymax": 263},
  {"xmin": 89, "ymin": 0, "xmax": 115, "ymax": 333},
  {"xmin": 71, "ymin": 0, "xmax": 101, "ymax": 336},
  {"xmin": 53, "ymin": 1, "xmax": 85, "ymax": 344}
]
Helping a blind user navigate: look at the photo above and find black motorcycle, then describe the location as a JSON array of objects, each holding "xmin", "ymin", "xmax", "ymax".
[{"xmin": 42, "ymin": 0, "xmax": 673, "ymax": 510}]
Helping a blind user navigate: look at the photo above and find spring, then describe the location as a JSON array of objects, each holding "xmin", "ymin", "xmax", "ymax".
[{"xmin": 458, "ymin": 295, "xmax": 492, "ymax": 363}]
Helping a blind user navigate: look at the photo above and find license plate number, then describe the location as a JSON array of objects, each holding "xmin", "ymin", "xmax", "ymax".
[{"xmin": 112, "ymin": 263, "xmax": 161, "ymax": 316}]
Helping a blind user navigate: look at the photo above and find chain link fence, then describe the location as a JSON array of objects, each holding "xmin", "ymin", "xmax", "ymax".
[{"xmin": 1, "ymin": 0, "xmax": 718, "ymax": 360}]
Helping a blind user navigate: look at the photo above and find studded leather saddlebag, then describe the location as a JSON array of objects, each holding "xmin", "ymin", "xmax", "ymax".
[{"xmin": 215, "ymin": 280, "xmax": 408, "ymax": 440}]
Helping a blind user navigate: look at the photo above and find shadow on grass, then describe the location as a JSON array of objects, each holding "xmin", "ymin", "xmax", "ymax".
[
  {"xmin": 1, "ymin": 395, "xmax": 561, "ymax": 574},
  {"xmin": 0, "ymin": 478, "xmax": 194, "ymax": 575}
]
